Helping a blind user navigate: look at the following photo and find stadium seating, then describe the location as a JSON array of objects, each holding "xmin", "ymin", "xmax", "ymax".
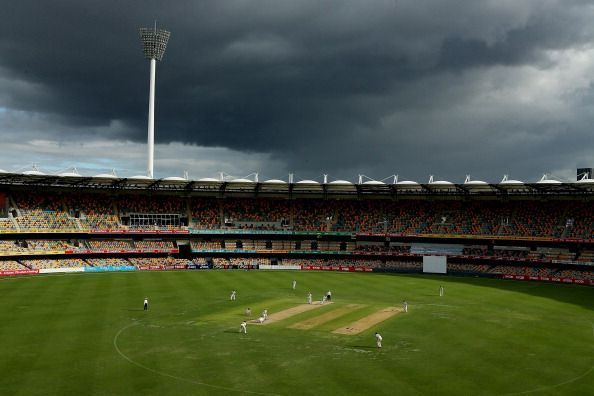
[
  {"xmin": 190, "ymin": 240, "xmax": 224, "ymax": 250},
  {"xmin": 0, "ymin": 260, "xmax": 27, "ymax": 270},
  {"xmin": 221, "ymin": 198, "xmax": 290, "ymax": 230},
  {"xmin": 0, "ymin": 189, "xmax": 591, "ymax": 283},
  {"xmin": 134, "ymin": 240, "xmax": 175, "ymax": 250},
  {"xmin": 87, "ymin": 240, "xmax": 133, "ymax": 250},
  {"xmin": 86, "ymin": 258, "xmax": 130, "ymax": 267},
  {"xmin": 118, "ymin": 195, "xmax": 185, "ymax": 216},
  {"xmin": 22, "ymin": 258, "xmax": 87, "ymax": 269},
  {"xmin": 2, "ymin": 192, "xmax": 594, "ymax": 239},
  {"xmin": 212, "ymin": 257, "xmax": 266, "ymax": 268},
  {"xmin": 384, "ymin": 260, "xmax": 422, "ymax": 271},
  {"xmin": 127, "ymin": 257, "xmax": 191, "ymax": 267},
  {"xmin": 0, "ymin": 240, "xmax": 26, "ymax": 254},
  {"xmin": 190, "ymin": 198, "xmax": 220, "ymax": 229}
]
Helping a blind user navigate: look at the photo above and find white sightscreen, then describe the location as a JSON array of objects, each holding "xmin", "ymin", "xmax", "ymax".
[{"xmin": 423, "ymin": 256, "xmax": 447, "ymax": 274}]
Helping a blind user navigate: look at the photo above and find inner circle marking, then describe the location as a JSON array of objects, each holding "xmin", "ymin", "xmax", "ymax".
[{"xmin": 113, "ymin": 321, "xmax": 282, "ymax": 396}]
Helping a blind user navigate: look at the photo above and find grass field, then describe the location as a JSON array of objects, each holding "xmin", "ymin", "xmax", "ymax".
[{"xmin": 1, "ymin": 270, "xmax": 593, "ymax": 396}]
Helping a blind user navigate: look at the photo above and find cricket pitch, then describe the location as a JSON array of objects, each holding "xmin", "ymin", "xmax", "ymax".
[
  {"xmin": 289, "ymin": 304, "xmax": 366, "ymax": 330},
  {"xmin": 332, "ymin": 306, "xmax": 401, "ymax": 335},
  {"xmin": 253, "ymin": 301, "xmax": 333, "ymax": 325}
]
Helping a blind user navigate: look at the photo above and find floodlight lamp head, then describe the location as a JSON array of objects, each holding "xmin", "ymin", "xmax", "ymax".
[{"xmin": 139, "ymin": 27, "xmax": 170, "ymax": 61}]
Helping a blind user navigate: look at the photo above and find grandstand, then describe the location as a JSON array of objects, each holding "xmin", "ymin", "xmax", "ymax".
[{"xmin": 0, "ymin": 173, "xmax": 591, "ymax": 285}]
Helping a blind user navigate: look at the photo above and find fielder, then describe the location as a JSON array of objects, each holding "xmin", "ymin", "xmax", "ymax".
[
  {"xmin": 292, "ymin": 279, "xmax": 297, "ymax": 290},
  {"xmin": 439, "ymin": 286, "xmax": 444, "ymax": 297},
  {"xmin": 403, "ymin": 300, "xmax": 408, "ymax": 313},
  {"xmin": 245, "ymin": 307, "xmax": 252, "ymax": 317},
  {"xmin": 143, "ymin": 297, "xmax": 149, "ymax": 311},
  {"xmin": 375, "ymin": 332, "xmax": 383, "ymax": 348},
  {"xmin": 307, "ymin": 292, "xmax": 312, "ymax": 304},
  {"xmin": 240, "ymin": 321, "xmax": 247, "ymax": 333},
  {"xmin": 230, "ymin": 290, "xmax": 237, "ymax": 301},
  {"xmin": 262, "ymin": 309, "xmax": 268, "ymax": 320}
]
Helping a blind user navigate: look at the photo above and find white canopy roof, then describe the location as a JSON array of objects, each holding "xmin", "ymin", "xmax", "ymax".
[
  {"xmin": 162, "ymin": 176, "xmax": 187, "ymax": 181},
  {"xmin": 296, "ymin": 180, "xmax": 320, "ymax": 184},
  {"xmin": 58, "ymin": 171, "xmax": 81, "ymax": 177},
  {"xmin": 499, "ymin": 175, "xmax": 524, "ymax": 185},
  {"xmin": 229, "ymin": 178, "xmax": 255, "ymax": 183},
  {"xmin": 464, "ymin": 180, "xmax": 488, "ymax": 185},
  {"xmin": 362, "ymin": 180, "xmax": 385, "ymax": 185},
  {"xmin": 576, "ymin": 178, "xmax": 594, "ymax": 184},
  {"xmin": 93, "ymin": 173, "xmax": 118, "ymax": 178},
  {"xmin": 263, "ymin": 179, "xmax": 287, "ymax": 184},
  {"xmin": 329, "ymin": 180, "xmax": 353, "ymax": 185}
]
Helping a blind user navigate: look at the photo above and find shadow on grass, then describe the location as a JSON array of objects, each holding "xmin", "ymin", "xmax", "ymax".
[
  {"xmin": 124, "ymin": 308, "xmax": 145, "ymax": 311},
  {"xmin": 382, "ymin": 273, "xmax": 594, "ymax": 311},
  {"xmin": 347, "ymin": 345, "xmax": 376, "ymax": 349}
]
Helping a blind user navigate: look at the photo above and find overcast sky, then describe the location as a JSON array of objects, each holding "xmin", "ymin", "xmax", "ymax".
[{"xmin": 2, "ymin": 0, "xmax": 594, "ymax": 182}]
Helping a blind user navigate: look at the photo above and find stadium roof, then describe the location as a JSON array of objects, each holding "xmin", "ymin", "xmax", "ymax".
[{"xmin": 0, "ymin": 171, "xmax": 592, "ymax": 197}]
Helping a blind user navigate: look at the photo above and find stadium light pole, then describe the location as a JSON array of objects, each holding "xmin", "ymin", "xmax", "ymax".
[{"xmin": 139, "ymin": 23, "xmax": 170, "ymax": 178}]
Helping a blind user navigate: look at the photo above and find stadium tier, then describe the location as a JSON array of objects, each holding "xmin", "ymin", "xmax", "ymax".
[
  {"xmin": 2, "ymin": 191, "xmax": 594, "ymax": 239},
  {"xmin": 0, "ymin": 186, "xmax": 591, "ymax": 284}
]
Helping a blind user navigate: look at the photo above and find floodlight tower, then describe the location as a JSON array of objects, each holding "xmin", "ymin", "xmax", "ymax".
[{"xmin": 139, "ymin": 23, "xmax": 170, "ymax": 178}]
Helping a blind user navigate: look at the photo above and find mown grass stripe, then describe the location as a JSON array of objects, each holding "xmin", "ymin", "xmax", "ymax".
[
  {"xmin": 333, "ymin": 307, "xmax": 402, "ymax": 335},
  {"xmin": 289, "ymin": 304, "xmax": 366, "ymax": 330}
]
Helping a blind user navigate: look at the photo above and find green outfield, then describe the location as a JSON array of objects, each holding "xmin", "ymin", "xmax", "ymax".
[{"xmin": 0, "ymin": 270, "xmax": 593, "ymax": 395}]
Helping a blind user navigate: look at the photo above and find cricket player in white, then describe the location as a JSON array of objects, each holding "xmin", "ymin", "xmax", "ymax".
[
  {"xmin": 307, "ymin": 292, "xmax": 312, "ymax": 304},
  {"xmin": 403, "ymin": 301, "xmax": 408, "ymax": 313},
  {"xmin": 143, "ymin": 297, "xmax": 149, "ymax": 311},
  {"xmin": 257, "ymin": 316, "xmax": 265, "ymax": 323},
  {"xmin": 439, "ymin": 286, "xmax": 444, "ymax": 297},
  {"xmin": 230, "ymin": 290, "xmax": 237, "ymax": 301},
  {"xmin": 245, "ymin": 307, "xmax": 251, "ymax": 317},
  {"xmin": 375, "ymin": 332, "xmax": 383, "ymax": 348},
  {"xmin": 292, "ymin": 279, "xmax": 297, "ymax": 290},
  {"xmin": 262, "ymin": 309, "xmax": 268, "ymax": 320},
  {"xmin": 240, "ymin": 321, "xmax": 247, "ymax": 333}
]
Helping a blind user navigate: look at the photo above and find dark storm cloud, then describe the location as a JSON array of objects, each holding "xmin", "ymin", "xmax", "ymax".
[{"xmin": 2, "ymin": 0, "xmax": 594, "ymax": 180}]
